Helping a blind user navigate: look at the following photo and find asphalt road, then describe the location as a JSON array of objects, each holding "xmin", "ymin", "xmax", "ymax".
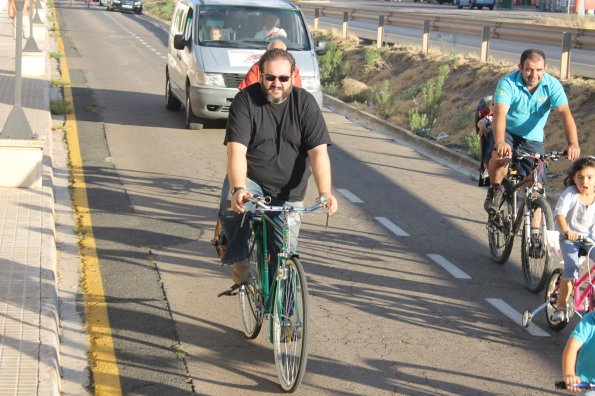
[{"xmin": 55, "ymin": 1, "xmax": 575, "ymax": 394}]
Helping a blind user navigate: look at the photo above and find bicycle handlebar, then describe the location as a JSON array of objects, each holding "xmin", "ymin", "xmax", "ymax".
[
  {"xmin": 512, "ymin": 149, "xmax": 567, "ymax": 162},
  {"xmin": 576, "ymin": 234, "xmax": 595, "ymax": 245},
  {"xmin": 555, "ymin": 381, "xmax": 595, "ymax": 390},
  {"xmin": 246, "ymin": 195, "xmax": 329, "ymax": 214}
]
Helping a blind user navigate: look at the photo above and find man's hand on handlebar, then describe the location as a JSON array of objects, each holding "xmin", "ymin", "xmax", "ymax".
[
  {"xmin": 566, "ymin": 143, "xmax": 580, "ymax": 161},
  {"xmin": 493, "ymin": 141, "xmax": 512, "ymax": 159},
  {"xmin": 232, "ymin": 189, "xmax": 253, "ymax": 214},
  {"xmin": 319, "ymin": 194, "xmax": 338, "ymax": 216}
]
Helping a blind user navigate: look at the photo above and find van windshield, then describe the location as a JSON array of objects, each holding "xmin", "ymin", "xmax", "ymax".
[{"xmin": 197, "ymin": 5, "xmax": 311, "ymax": 51}]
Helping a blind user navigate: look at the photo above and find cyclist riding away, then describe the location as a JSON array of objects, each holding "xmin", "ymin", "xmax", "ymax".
[
  {"xmin": 483, "ymin": 48, "xmax": 580, "ymax": 216},
  {"xmin": 217, "ymin": 48, "xmax": 338, "ymax": 286}
]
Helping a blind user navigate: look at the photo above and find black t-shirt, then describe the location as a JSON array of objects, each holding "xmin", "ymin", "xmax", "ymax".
[{"xmin": 225, "ymin": 84, "xmax": 331, "ymax": 201}]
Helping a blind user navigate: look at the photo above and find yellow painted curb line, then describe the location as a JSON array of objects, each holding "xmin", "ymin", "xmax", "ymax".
[{"xmin": 51, "ymin": 5, "xmax": 122, "ymax": 395}]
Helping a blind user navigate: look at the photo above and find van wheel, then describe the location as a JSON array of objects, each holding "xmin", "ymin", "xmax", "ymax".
[
  {"xmin": 165, "ymin": 75, "xmax": 181, "ymax": 111},
  {"xmin": 185, "ymin": 91, "xmax": 203, "ymax": 130}
]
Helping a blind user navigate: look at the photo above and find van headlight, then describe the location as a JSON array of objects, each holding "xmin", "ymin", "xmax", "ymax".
[
  {"xmin": 201, "ymin": 73, "xmax": 225, "ymax": 87},
  {"xmin": 134, "ymin": 1, "xmax": 141, "ymax": 5},
  {"xmin": 300, "ymin": 76, "xmax": 320, "ymax": 92}
]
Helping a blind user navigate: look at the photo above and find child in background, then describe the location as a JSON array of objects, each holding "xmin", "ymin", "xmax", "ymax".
[
  {"xmin": 562, "ymin": 311, "xmax": 595, "ymax": 392},
  {"xmin": 552, "ymin": 157, "xmax": 595, "ymax": 322},
  {"xmin": 476, "ymin": 95, "xmax": 493, "ymax": 182}
]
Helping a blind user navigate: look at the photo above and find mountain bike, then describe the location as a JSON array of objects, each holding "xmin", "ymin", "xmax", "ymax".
[
  {"xmin": 219, "ymin": 195, "xmax": 328, "ymax": 392},
  {"xmin": 522, "ymin": 234, "xmax": 595, "ymax": 331},
  {"xmin": 486, "ymin": 150, "xmax": 566, "ymax": 292}
]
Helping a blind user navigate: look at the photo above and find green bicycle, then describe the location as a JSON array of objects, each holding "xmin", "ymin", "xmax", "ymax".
[{"xmin": 222, "ymin": 195, "xmax": 328, "ymax": 392}]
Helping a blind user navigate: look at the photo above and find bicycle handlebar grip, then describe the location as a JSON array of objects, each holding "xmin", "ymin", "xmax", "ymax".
[{"xmin": 555, "ymin": 381, "xmax": 567, "ymax": 389}]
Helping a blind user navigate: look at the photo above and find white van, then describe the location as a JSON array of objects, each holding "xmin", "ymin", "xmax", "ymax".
[{"xmin": 165, "ymin": 0, "xmax": 326, "ymax": 129}]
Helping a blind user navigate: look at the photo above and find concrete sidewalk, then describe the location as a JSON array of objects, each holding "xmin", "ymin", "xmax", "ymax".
[{"xmin": 0, "ymin": 1, "xmax": 85, "ymax": 394}]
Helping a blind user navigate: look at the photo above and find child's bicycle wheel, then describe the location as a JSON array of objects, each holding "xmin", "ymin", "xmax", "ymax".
[
  {"xmin": 273, "ymin": 257, "xmax": 309, "ymax": 392},
  {"xmin": 544, "ymin": 269, "xmax": 571, "ymax": 331}
]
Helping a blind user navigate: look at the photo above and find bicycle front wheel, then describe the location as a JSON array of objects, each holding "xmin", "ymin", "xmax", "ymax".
[
  {"xmin": 239, "ymin": 232, "xmax": 263, "ymax": 339},
  {"xmin": 522, "ymin": 196, "xmax": 554, "ymax": 293},
  {"xmin": 487, "ymin": 194, "xmax": 515, "ymax": 264},
  {"xmin": 273, "ymin": 257, "xmax": 309, "ymax": 392}
]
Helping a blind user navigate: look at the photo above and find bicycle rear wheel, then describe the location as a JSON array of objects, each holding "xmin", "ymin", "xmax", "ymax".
[
  {"xmin": 239, "ymin": 232, "xmax": 263, "ymax": 339},
  {"xmin": 487, "ymin": 194, "xmax": 515, "ymax": 264},
  {"xmin": 273, "ymin": 257, "xmax": 309, "ymax": 392},
  {"xmin": 545, "ymin": 269, "xmax": 569, "ymax": 331},
  {"xmin": 522, "ymin": 196, "xmax": 554, "ymax": 293}
]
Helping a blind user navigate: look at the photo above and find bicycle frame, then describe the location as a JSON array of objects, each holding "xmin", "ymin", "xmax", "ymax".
[
  {"xmin": 247, "ymin": 201, "xmax": 317, "ymax": 343},
  {"xmin": 549, "ymin": 246, "xmax": 595, "ymax": 318},
  {"xmin": 502, "ymin": 154, "xmax": 548, "ymax": 238}
]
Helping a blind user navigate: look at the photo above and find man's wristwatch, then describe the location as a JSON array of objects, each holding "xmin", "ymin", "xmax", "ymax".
[{"xmin": 231, "ymin": 187, "xmax": 245, "ymax": 195}]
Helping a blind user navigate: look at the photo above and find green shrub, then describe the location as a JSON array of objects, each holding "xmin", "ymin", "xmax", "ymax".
[
  {"xmin": 409, "ymin": 109, "xmax": 429, "ymax": 137},
  {"xmin": 318, "ymin": 40, "xmax": 344, "ymax": 87},
  {"xmin": 375, "ymin": 80, "xmax": 395, "ymax": 119},
  {"xmin": 364, "ymin": 46, "xmax": 389, "ymax": 72},
  {"xmin": 50, "ymin": 99, "xmax": 71, "ymax": 115},
  {"xmin": 463, "ymin": 134, "xmax": 481, "ymax": 160},
  {"xmin": 50, "ymin": 78, "xmax": 68, "ymax": 88},
  {"xmin": 143, "ymin": 0, "xmax": 174, "ymax": 21},
  {"xmin": 423, "ymin": 64, "xmax": 450, "ymax": 125},
  {"xmin": 401, "ymin": 84, "xmax": 424, "ymax": 99}
]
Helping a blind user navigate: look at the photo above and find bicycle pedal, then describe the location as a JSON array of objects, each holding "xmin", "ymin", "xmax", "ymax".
[{"xmin": 217, "ymin": 284, "xmax": 240, "ymax": 297}]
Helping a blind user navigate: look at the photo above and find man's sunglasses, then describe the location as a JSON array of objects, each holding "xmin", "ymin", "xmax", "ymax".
[{"xmin": 264, "ymin": 74, "xmax": 291, "ymax": 83}]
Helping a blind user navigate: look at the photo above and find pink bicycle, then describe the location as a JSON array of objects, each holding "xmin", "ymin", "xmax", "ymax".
[{"xmin": 522, "ymin": 234, "xmax": 595, "ymax": 330}]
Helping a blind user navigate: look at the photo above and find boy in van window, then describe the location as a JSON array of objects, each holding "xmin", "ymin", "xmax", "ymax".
[{"xmin": 209, "ymin": 26, "xmax": 222, "ymax": 41}]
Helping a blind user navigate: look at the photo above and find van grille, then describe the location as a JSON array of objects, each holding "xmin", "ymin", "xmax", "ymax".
[{"xmin": 223, "ymin": 73, "xmax": 246, "ymax": 88}]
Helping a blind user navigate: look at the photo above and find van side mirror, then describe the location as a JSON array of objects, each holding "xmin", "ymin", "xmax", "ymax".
[
  {"xmin": 315, "ymin": 40, "xmax": 327, "ymax": 56},
  {"xmin": 173, "ymin": 34, "xmax": 189, "ymax": 50}
]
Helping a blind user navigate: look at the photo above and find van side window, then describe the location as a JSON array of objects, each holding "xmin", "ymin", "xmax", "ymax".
[{"xmin": 183, "ymin": 10, "xmax": 193, "ymax": 42}]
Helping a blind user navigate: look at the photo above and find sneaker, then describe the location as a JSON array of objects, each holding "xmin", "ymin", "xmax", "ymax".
[
  {"xmin": 232, "ymin": 259, "xmax": 253, "ymax": 285},
  {"xmin": 551, "ymin": 308, "xmax": 566, "ymax": 322},
  {"xmin": 529, "ymin": 232, "xmax": 546, "ymax": 258},
  {"xmin": 484, "ymin": 185, "xmax": 504, "ymax": 215}
]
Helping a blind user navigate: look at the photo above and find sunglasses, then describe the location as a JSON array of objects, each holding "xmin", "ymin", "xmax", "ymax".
[{"xmin": 264, "ymin": 74, "xmax": 291, "ymax": 83}]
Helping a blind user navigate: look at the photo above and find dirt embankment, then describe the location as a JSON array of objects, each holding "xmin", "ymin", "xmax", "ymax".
[{"xmin": 326, "ymin": 34, "xmax": 595, "ymax": 188}]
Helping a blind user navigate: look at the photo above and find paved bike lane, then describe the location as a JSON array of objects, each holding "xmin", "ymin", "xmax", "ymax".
[{"xmin": 152, "ymin": 102, "xmax": 568, "ymax": 394}]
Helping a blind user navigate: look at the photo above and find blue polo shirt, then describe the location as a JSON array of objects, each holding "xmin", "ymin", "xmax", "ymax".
[
  {"xmin": 494, "ymin": 70, "xmax": 568, "ymax": 142},
  {"xmin": 570, "ymin": 311, "xmax": 595, "ymax": 382}
]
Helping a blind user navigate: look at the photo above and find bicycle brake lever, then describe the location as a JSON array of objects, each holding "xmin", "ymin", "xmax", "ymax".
[{"xmin": 240, "ymin": 211, "xmax": 248, "ymax": 228}]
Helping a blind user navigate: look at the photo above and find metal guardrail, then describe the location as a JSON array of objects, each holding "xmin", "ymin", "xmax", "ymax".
[{"xmin": 299, "ymin": 4, "xmax": 595, "ymax": 51}]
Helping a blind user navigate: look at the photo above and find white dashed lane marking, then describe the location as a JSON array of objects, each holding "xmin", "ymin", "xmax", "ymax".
[
  {"xmin": 374, "ymin": 217, "xmax": 409, "ymax": 237},
  {"xmin": 486, "ymin": 298, "xmax": 550, "ymax": 337},
  {"xmin": 427, "ymin": 254, "xmax": 471, "ymax": 279},
  {"xmin": 337, "ymin": 188, "xmax": 363, "ymax": 203}
]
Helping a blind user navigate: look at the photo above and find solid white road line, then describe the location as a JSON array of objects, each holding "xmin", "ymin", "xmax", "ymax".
[
  {"xmin": 374, "ymin": 217, "xmax": 410, "ymax": 237},
  {"xmin": 486, "ymin": 298, "xmax": 550, "ymax": 337},
  {"xmin": 337, "ymin": 188, "xmax": 363, "ymax": 203},
  {"xmin": 427, "ymin": 254, "xmax": 471, "ymax": 280}
]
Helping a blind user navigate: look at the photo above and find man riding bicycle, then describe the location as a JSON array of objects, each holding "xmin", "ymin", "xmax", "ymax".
[
  {"xmin": 218, "ymin": 48, "xmax": 338, "ymax": 286},
  {"xmin": 483, "ymin": 49, "xmax": 580, "ymax": 216}
]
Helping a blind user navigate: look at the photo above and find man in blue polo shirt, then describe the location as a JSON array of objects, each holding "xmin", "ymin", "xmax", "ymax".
[{"xmin": 483, "ymin": 48, "xmax": 580, "ymax": 215}]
